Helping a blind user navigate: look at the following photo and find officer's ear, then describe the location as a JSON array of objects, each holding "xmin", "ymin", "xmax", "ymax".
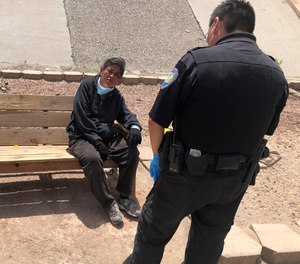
[
  {"xmin": 207, "ymin": 17, "xmax": 222, "ymax": 46},
  {"xmin": 211, "ymin": 17, "xmax": 221, "ymax": 34}
]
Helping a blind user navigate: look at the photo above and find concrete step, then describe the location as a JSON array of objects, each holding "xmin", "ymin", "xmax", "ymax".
[
  {"xmin": 251, "ymin": 224, "xmax": 300, "ymax": 264},
  {"xmin": 219, "ymin": 225, "xmax": 262, "ymax": 264}
]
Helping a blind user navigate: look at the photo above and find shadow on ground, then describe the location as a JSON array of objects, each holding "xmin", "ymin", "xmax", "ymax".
[{"xmin": 0, "ymin": 174, "xmax": 125, "ymax": 229}]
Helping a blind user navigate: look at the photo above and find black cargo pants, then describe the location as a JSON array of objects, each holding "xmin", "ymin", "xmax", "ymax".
[
  {"xmin": 69, "ymin": 136, "xmax": 139, "ymax": 209},
  {"xmin": 124, "ymin": 166, "xmax": 249, "ymax": 264}
]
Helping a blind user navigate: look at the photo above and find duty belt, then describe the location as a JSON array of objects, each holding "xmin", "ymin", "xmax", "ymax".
[
  {"xmin": 205, "ymin": 153, "xmax": 247, "ymax": 165},
  {"xmin": 187, "ymin": 149, "xmax": 248, "ymax": 172}
]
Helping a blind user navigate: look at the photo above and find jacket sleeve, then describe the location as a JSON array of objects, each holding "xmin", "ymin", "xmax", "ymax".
[
  {"xmin": 266, "ymin": 83, "xmax": 289, "ymax": 135},
  {"xmin": 116, "ymin": 94, "xmax": 142, "ymax": 130},
  {"xmin": 73, "ymin": 82, "xmax": 102, "ymax": 145}
]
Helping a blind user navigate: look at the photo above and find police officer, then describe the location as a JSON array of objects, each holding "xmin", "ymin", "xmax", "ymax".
[{"xmin": 124, "ymin": 1, "xmax": 289, "ymax": 263}]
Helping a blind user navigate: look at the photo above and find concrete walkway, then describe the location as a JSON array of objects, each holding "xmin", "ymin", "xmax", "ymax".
[
  {"xmin": 0, "ymin": 0, "xmax": 72, "ymax": 69},
  {"xmin": 1, "ymin": 0, "xmax": 300, "ymax": 79}
]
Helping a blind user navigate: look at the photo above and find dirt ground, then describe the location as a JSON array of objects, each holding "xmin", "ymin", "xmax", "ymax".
[{"xmin": 0, "ymin": 78, "xmax": 299, "ymax": 263}]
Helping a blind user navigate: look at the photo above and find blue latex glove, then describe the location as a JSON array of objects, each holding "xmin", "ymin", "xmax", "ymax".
[{"xmin": 150, "ymin": 154, "xmax": 161, "ymax": 182}]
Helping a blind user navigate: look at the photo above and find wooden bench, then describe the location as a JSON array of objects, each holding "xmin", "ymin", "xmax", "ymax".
[{"xmin": 0, "ymin": 93, "xmax": 135, "ymax": 193}]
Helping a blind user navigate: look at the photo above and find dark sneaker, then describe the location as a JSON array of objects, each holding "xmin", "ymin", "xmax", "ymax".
[
  {"xmin": 106, "ymin": 203, "xmax": 124, "ymax": 226},
  {"xmin": 117, "ymin": 196, "xmax": 141, "ymax": 218}
]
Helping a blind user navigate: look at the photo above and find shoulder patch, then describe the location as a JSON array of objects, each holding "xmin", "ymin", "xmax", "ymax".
[{"xmin": 161, "ymin": 68, "xmax": 179, "ymax": 90}]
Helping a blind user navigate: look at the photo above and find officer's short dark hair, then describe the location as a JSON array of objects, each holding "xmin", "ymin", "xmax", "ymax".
[
  {"xmin": 209, "ymin": 0, "xmax": 255, "ymax": 33},
  {"xmin": 102, "ymin": 57, "xmax": 126, "ymax": 76}
]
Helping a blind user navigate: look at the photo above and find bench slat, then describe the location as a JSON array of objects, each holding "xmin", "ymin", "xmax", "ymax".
[
  {"xmin": 0, "ymin": 94, "xmax": 74, "ymax": 111},
  {"xmin": 0, "ymin": 146, "xmax": 76, "ymax": 162},
  {"xmin": 0, "ymin": 112, "xmax": 71, "ymax": 127},
  {"xmin": 0, "ymin": 128, "xmax": 69, "ymax": 145},
  {"xmin": 0, "ymin": 146, "xmax": 117, "ymax": 174},
  {"xmin": 0, "ymin": 146, "xmax": 116, "ymax": 164},
  {"xmin": 0, "ymin": 160, "xmax": 82, "ymax": 174},
  {"xmin": 0, "ymin": 159, "xmax": 117, "ymax": 174}
]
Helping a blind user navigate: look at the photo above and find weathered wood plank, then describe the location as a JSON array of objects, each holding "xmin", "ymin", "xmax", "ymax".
[
  {"xmin": 0, "ymin": 145, "xmax": 76, "ymax": 162},
  {"xmin": 0, "ymin": 112, "xmax": 71, "ymax": 127},
  {"xmin": 0, "ymin": 160, "xmax": 81, "ymax": 174},
  {"xmin": 0, "ymin": 94, "xmax": 74, "ymax": 111},
  {"xmin": 0, "ymin": 128, "xmax": 69, "ymax": 145},
  {"xmin": 0, "ymin": 159, "xmax": 117, "ymax": 174},
  {"xmin": 0, "ymin": 146, "xmax": 117, "ymax": 163}
]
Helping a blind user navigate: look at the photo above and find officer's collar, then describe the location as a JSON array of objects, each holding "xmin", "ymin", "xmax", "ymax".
[{"xmin": 216, "ymin": 32, "xmax": 257, "ymax": 46}]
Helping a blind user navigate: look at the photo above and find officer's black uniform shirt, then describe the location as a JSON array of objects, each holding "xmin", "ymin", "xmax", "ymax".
[{"xmin": 149, "ymin": 32, "xmax": 289, "ymax": 156}]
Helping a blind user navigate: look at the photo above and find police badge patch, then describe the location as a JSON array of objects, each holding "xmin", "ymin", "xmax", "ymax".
[{"xmin": 161, "ymin": 68, "xmax": 179, "ymax": 90}]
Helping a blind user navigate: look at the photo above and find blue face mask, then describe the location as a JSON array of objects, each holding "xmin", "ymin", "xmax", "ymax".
[{"xmin": 97, "ymin": 78, "xmax": 114, "ymax": 95}]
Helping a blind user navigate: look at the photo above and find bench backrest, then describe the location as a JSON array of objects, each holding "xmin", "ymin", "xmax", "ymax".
[{"xmin": 0, "ymin": 94, "xmax": 74, "ymax": 146}]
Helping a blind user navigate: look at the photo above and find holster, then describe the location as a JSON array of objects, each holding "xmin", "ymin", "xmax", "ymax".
[
  {"xmin": 158, "ymin": 131, "xmax": 173, "ymax": 170},
  {"xmin": 185, "ymin": 154, "xmax": 208, "ymax": 176},
  {"xmin": 243, "ymin": 138, "xmax": 268, "ymax": 186},
  {"xmin": 158, "ymin": 131, "xmax": 185, "ymax": 173},
  {"xmin": 169, "ymin": 141, "xmax": 185, "ymax": 173}
]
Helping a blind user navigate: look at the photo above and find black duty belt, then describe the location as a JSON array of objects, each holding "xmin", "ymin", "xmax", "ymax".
[
  {"xmin": 205, "ymin": 153, "xmax": 248, "ymax": 164},
  {"xmin": 186, "ymin": 151, "xmax": 248, "ymax": 173}
]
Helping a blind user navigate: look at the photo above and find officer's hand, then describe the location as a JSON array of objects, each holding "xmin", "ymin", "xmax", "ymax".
[
  {"xmin": 150, "ymin": 154, "xmax": 161, "ymax": 182},
  {"xmin": 96, "ymin": 142, "xmax": 108, "ymax": 161},
  {"xmin": 127, "ymin": 127, "xmax": 142, "ymax": 146}
]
